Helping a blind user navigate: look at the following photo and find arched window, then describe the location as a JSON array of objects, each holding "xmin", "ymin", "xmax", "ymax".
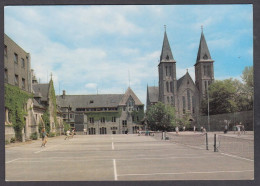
[
  {"xmin": 165, "ymin": 66, "xmax": 168, "ymax": 76},
  {"xmin": 170, "ymin": 82, "xmax": 173, "ymax": 92},
  {"xmin": 166, "ymin": 82, "xmax": 169, "ymax": 92}
]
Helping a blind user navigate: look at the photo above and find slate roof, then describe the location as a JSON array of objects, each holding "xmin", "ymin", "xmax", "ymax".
[
  {"xmin": 177, "ymin": 72, "xmax": 196, "ymax": 90},
  {"xmin": 160, "ymin": 31, "xmax": 176, "ymax": 63},
  {"xmin": 196, "ymin": 31, "xmax": 213, "ymax": 63},
  {"xmin": 119, "ymin": 87, "xmax": 143, "ymax": 106},
  {"xmin": 147, "ymin": 86, "xmax": 159, "ymax": 103},
  {"xmin": 57, "ymin": 94, "xmax": 124, "ymax": 110},
  {"xmin": 32, "ymin": 84, "xmax": 49, "ymax": 101}
]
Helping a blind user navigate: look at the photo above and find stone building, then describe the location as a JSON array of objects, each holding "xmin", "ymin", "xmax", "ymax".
[
  {"xmin": 147, "ymin": 29, "xmax": 214, "ymax": 123},
  {"xmin": 56, "ymin": 87, "xmax": 144, "ymax": 135}
]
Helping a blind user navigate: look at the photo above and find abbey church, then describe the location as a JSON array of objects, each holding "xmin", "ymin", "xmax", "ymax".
[{"xmin": 147, "ymin": 29, "xmax": 215, "ymax": 123}]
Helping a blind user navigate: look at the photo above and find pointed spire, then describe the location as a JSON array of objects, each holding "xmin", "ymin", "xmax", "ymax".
[
  {"xmin": 160, "ymin": 26, "xmax": 175, "ymax": 62},
  {"xmin": 196, "ymin": 28, "xmax": 212, "ymax": 62}
]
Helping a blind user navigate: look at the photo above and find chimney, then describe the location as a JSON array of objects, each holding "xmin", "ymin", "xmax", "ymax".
[{"xmin": 62, "ymin": 90, "xmax": 66, "ymax": 99}]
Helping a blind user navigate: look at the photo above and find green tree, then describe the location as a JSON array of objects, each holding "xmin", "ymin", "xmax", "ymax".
[
  {"xmin": 146, "ymin": 102, "xmax": 177, "ymax": 131},
  {"xmin": 178, "ymin": 112, "xmax": 191, "ymax": 129},
  {"xmin": 201, "ymin": 79, "xmax": 238, "ymax": 115}
]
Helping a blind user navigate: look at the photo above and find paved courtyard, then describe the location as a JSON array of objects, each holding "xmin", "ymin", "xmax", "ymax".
[{"xmin": 5, "ymin": 133, "xmax": 254, "ymax": 181}]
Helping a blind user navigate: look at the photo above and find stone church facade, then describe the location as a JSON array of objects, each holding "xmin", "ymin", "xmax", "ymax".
[{"xmin": 147, "ymin": 29, "xmax": 214, "ymax": 123}]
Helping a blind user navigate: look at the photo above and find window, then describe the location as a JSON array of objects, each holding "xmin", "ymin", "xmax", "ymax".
[
  {"xmin": 22, "ymin": 78, "xmax": 25, "ymax": 89},
  {"xmin": 122, "ymin": 120, "xmax": 127, "ymax": 127},
  {"xmin": 167, "ymin": 96, "xmax": 170, "ymax": 103},
  {"xmin": 100, "ymin": 117, "xmax": 105, "ymax": 123},
  {"xmin": 166, "ymin": 55, "xmax": 169, "ymax": 60},
  {"xmin": 123, "ymin": 107, "xmax": 126, "ymax": 111},
  {"xmin": 182, "ymin": 96, "xmax": 186, "ymax": 114},
  {"xmin": 166, "ymin": 82, "xmax": 169, "ymax": 92},
  {"xmin": 112, "ymin": 117, "xmax": 116, "ymax": 122},
  {"xmin": 205, "ymin": 81, "xmax": 208, "ymax": 94},
  {"xmin": 169, "ymin": 66, "xmax": 172, "ymax": 76},
  {"xmin": 63, "ymin": 114, "xmax": 67, "ymax": 118},
  {"xmin": 203, "ymin": 54, "xmax": 208, "ymax": 60},
  {"xmin": 187, "ymin": 90, "xmax": 191, "ymax": 110},
  {"xmin": 170, "ymin": 82, "xmax": 173, "ymax": 92},
  {"xmin": 137, "ymin": 116, "xmax": 139, "ymax": 122},
  {"xmin": 100, "ymin": 127, "xmax": 107, "ymax": 134},
  {"xmin": 21, "ymin": 58, "xmax": 25, "ymax": 68},
  {"xmin": 4, "ymin": 69, "xmax": 8, "ymax": 82},
  {"xmin": 4, "ymin": 45, "xmax": 7, "ymax": 56},
  {"xmin": 70, "ymin": 114, "xmax": 74, "ymax": 119},
  {"xmin": 132, "ymin": 116, "xmax": 135, "ymax": 122},
  {"xmin": 15, "ymin": 74, "xmax": 19, "ymax": 86},
  {"xmin": 171, "ymin": 96, "xmax": 174, "ymax": 106},
  {"xmin": 192, "ymin": 96, "xmax": 195, "ymax": 114},
  {"xmin": 90, "ymin": 100, "xmax": 94, "ymax": 104},
  {"xmin": 14, "ymin": 53, "xmax": 18, "ymax": 64},
  {"xmin": 89, "ymin": 117, "xmax": 94, "ymax": 123},
  {"xmin": 89, "ymin": 128, "xmax": 96, "ymax": 135},
  {"xmin": 165, "ymin": 66, "xmax": 168, "ymax": 76}
]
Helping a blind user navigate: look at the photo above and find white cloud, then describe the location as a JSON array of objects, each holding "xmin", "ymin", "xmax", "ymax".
[{"xmin": 85, "ymin": 83, "xmax": 98, "ymax": 89}]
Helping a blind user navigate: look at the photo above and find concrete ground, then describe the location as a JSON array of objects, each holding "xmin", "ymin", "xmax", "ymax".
[{"xmin": 5, "ymin": 133, "xmax": 254, "ymax": 181}]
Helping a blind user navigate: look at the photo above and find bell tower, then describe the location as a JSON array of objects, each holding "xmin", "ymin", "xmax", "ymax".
[
  {"xmin": 158, "ymin": 26, "xmax": 177, "ymax": 108},
  {"xmin": 194, "ymin": 27, "xmax": 214, "ymax": 102}
]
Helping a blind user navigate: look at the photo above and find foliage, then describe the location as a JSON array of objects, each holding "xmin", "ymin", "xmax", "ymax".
[
  {"xmin": 4, "ymin": 84, "xmax": 32, "ymax": 141},
  {"xmin": 10, "ymin": 137, "xmax": 16, "ymax": 143},
  {"xmin": 30, "ymin": 132, "xmax": 38, "ymax": 140},
  {"xmin": 241, "ymin": 66, "xmax": 253, "ymax": 90},
  {"xmin": 86, "ymin": 109, "xmax": 122, "ymax": 122},
  {"xmin": 178, "ymin": 112, "xmax": 191, "ymax": 128},
  {"xmin": 49, "ymin": 132, "xmax": 56, "ymax": 137},
  {"xmin": 49, "ymin": 79, "xmax": 59, "ymax": 130},
  {"xmin": 5, "ymin": 140, "xmax": 10, "ymax": 145},
  {"xmin": 63, "ymin": 121, "xmax": 71, "ymax": 132},
  {"xmin": 132, "ymin": 106, "xmax": 145, "ymax": 124},
  {"xmin": 146, "ymin": 102, "xmax": 177, "ymax": 131},
  {"xmin": 42, "ymin": 110, "xmax": 50, "ymax": 133}
]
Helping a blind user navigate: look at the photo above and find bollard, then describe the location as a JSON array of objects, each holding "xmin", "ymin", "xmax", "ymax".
[
  {"xmin": 214, "ymin": 134, "xmax": 217, "ymax": 152},
  {"xmin": 206, "ymin": 133, "xmax": 209, "ymax": 150}
]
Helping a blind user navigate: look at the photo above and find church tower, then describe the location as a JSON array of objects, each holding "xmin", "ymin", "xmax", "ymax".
[
  {"xmin": 194, "ymin": 27, "xmax": 214, "ymax": 102},
  {"xmin": 158, "ymin": 27, "xmax": 178, "ymax": 108}
]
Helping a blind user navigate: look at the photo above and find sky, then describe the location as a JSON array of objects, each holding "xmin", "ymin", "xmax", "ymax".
[{"xmin": 4, "ymin": 5, "xmax": 253, "ymax": 108}]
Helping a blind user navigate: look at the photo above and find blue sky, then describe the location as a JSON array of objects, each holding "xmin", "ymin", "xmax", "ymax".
[{"xmin": 4, "ymin": 5, "xmax": 253, "ymax": 108}]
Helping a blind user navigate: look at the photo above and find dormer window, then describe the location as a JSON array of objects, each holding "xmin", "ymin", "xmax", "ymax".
[
  {"xmin": 90, "ymin": 100, "xmax": 94, "ymax": 104},
  {"xmin": 203, "ymin": 54, "xmax": 208, "ymax": 60},
  {"xmin": 166, "ymin": 55, "xmax": 169, "ymax": 60}
]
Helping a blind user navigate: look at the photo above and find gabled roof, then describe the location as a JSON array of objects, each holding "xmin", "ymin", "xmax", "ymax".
[
  {"xmin": 196, "ymin": 31, "xmax": 213, "ymax": 63},
  {"xmin": 119, "ymin": 87, "xmax": 143, "ymax": 106},
  {"xmin": 160, "ymin": 31, "xmax": 176, "ymax": 63},
  {"xmin": 32, "ymin": 84, "xmax": 50, "ymax": 102},
  {"xmin": 177, "ymin": 71, "xmax": 196, "ymax": 90},
  {"xmin": 57, "ymin": 94, "xmax": 124, "ymax": 110},
  {"xmin": 147, "ymin": 86, "xmax": 159, "ymax": 103}
]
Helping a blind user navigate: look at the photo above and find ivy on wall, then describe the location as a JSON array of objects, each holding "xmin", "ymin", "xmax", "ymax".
[
  {"xmin": 49, "ymin": 79, "xmax": 58, "ymax": 130},
  {"xmin": 4, "ymin": 84, "xmax": 32, "ymax": 141},
  {"xmin": 132, "ymin": 106, "xmax": 145, "ymax": 124},
  {"xmin": 86, "ymin": 109, "xmax": 122, "ymax": 122}
]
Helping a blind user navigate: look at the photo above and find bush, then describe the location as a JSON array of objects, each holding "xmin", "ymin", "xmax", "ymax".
[
  {"xmin": 30, "ymin": 132, "xmax": 38, "ymax": 140},
  {"xmin": 10, "ymin": 137, "xmax": 16, "ymax": 143},
  {"xmin": 49, "ymin": 132, "xmax": 56, "ymax": 137},
  {"xmin": 5, "ymin": 140, "xmax": 10, "ymax": 145}
]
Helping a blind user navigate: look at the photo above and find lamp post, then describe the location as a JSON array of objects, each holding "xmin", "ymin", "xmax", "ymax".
[{"xmin": 207, "ymin": 82, "xmax": 210, "ymax": 132}]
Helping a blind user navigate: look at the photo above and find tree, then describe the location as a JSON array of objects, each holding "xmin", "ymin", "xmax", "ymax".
[
  {"xmin": 146, "ymin": 102, "xmax": 177, "ymax": 131},
  {"xmin": 201, "ymin": 79, "xmax": 237, "ymax": 115},
  {"xmin": 241, "ymin": 66, "xmax": 253, "ymax": 108},
  {"xmin": 178, "ymin": 112, "xmax": 191, "ymax": 129}
]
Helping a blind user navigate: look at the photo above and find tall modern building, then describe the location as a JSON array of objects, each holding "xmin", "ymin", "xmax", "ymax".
[{"xmin": 147, "ymin": 28, "xmax": 214, "ymax": 123}]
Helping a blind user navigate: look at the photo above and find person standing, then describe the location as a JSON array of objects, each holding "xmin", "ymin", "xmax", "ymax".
[
  {"xmin": 64, "ymin": 129, "xmax": 71, "ymax": 140},
  {"xmin": 83, "ymin": 128, "xmax": 87, "ymax": 135},
  {"xmin": 193, "ymin": 125, "xmax": 196, "ymax": 133},
  {"xmin": 224, "ymin": 125, "xmax": 228, "ymax": 134},
  {"xmin": 237, "ymin": 125, "xmax": 241, "ymax": 136},
  {"xmin": 175, "ymin": 126, "xmax": 179, "ymax": 135},
  {"xmin": 183, "ymin": 126, "xmax": 186, "ymax": 132},
  {"xmin": 41, "ymin": 128, "xmax": 47, "ymax": 147}
]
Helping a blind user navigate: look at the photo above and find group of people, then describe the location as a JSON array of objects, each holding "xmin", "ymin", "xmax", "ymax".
[{"xmin": 223, "ymin": 122, "xmax": 246, "ymax": 136}]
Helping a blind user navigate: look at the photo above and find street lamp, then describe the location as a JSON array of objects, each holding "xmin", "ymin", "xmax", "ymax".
[{"xmin": 207, "ymin": 81, "xmax": 210, "ymax": 132}]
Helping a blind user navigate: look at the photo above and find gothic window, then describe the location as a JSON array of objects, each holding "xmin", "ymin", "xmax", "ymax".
[
  {"xmin": 166, "ymin": 82, "xmax": 169, "ymax": 92},
  {"xmin": 4, "ymin": 69, "xmax": 8, "ymax": 82},
  {"xmin": 166, "ymin": 55, "xmax": 169, "ymax": 60},
  {"xmin": 207, "ymin": 65, "xmax": 211, "ymax": 76},
  {"xmin": 100, "ymin": 117, "xmax": 105, "ymax": 123},
  {"xmin": 192, "ymin": 96, "xmax": 195, "ymax": 114},
  {"xmin": 14, "ymin": 53, "xmax": 18, "ymax": 64},
  {"xmin": 167, "ymin": 96, "xmax": 170, "ymax": 103},
  {"xmin": 22, "ymin": 78, "xmax": 25, "ymax": 89},
  {"xmin": 21, "ymin": 58, "xmax": 25, "ymax": 68},
  {"xmin": 182, "ymin": 96, "xmax": 186, "ymax": 114},
  {"xmin": 187, "ymin": 90, "xmax": 191, "ymax": 110},
  {"xmin": 132, "ymin": 116, "xmax": 135, "ymax": 121},
  {"xmin": 205, "ymin": 81, "xmax": 208, "ymax": 94},
  {"xmin": 165, "ymin": 66, "xmax": 168, "ymax": 76},
  {"xmin": 14, "ymin": 74, "xmax": 19, "ymax": 86},
  {"xmin": 169, "ymin": 66, "xmax": 172, "ymax": 76},
  {"xmin": 89, "ymin": 117, "xmax": 94, "ymax": 123},
  {"xmin": 4, "ymin": 45, "xmax": 7, "ymax": 56},
  {"xmin": 171, "ymin": 96, "xmax": 174, "ymax": 106},
  {"xmin": 122, "ymin": 120, "xmax": 127, "ymax": 127},
  {"xmin": 203, "ymin": 54, "xmax": 208, "ymax": 60},
  {"xmin": 170, "ymin": 82, "xmax": 173, "ymax": 92},
  {"xmin": 112, "ymin": 117, "xmax": 116, "ymax": 122}
]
